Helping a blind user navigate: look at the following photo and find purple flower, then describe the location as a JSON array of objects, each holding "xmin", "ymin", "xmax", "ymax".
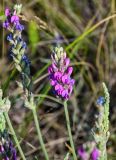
[
  {"xmin": 15, "ymin": 22, "xmax": 24, "ymax": 31},
  {"xmin": 48, "ymin": 47, "xmax": 75, "ymax": 100},
  {"xmin": 3, "ymin": 20, "xmax": 10, "ymax": 29},
  {"xmin": 9, "ymin": 141, "xmax": 17, "ymax": 160},
  {"xmin": 3, "ymin": 7, "xmax": 24, "ymax": 31},
  {"xmin": 5, "ymin": 8, "xmax": 10, "ymax": 17},
  {"xmin": 91, "ymin": 148, "xmax": 100, "ymax": 160},
  {"xmin": 78, "ymin": 146, "xmax": 89, "ymax": 160},
  {"xmin": 11, "ymin": 15, "xmax": 19, "ymax": 23}
]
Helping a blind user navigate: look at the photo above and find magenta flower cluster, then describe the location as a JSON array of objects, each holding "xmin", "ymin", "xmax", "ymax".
[
  {"xmin": 48, "ymin": 47, "xmax": 75, "ymax": 100},
  {"xmin": 78, "ymin": 145, "xmax": 99, "ymax": 160},
  {"xmin": 3, "ymin": 8, "xmax": 24, "ymax": 31}
]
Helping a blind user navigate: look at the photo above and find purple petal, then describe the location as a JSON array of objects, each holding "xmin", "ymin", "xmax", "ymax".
[
  {"xmin": 12, "ymin": 148, "xmax": 17, "ymax": 160},
  {"xmin": 67, "ymin": 67, "xmax": 73, "ymax": 75},
  {"xmin": 5, "ymin": 8, "xmax": 10, "ymax": 16},
  {"xmin": 91, "ymin": 148, "xmax": 100, "ymax": 160},
  {"xmin": 61, "ymin": 90, "xmax": 66, "ymax": 97},
  {"xmin": 5, "ymin": 157, "xmax": 10, "ymax": 160},
  {"xmin": 48, "ymin": 66, "xmax": 53, "ymax": 74},
  {"xmin": 54, "ymin": 72, "xmax": 62, "ymax": 80},
  {"xmin": 62, "ymin": 74, "xmax": 68, "ymax": 84},
  {"xmin": 57, "ymin": 85, "xmax": 63, "ymax": 95},
  {"xmin": 15, "ymin": 22, "xmax": 24, "ymax": 31},
  {"xmin": 52, "ymin": 63, "xmax": 58, "ymax": 71},
  {"xmin": 50, "ymin": 80, "xmax": 56, "ymax": 86},
  {"xmin": 55, "ymin": 84, "xmax": 60, "ymax": 91},
  {"xmin": 11, "ymin": 15, "xmax": 19, "ymax": 23},
  {"xmin": 78, "ymin": 146, "xmax": 88, "ymax": 160},
  {"xmin": 65, "ymin": 58, "xmax": 70, "ymax": 67},
  {"xmin": 68, "ymin": 85, "xmax": 73, "ymax": 94},
  {"xmin": 63, "ymin": 51, "xmax": 66, "ymax": 59},
  {"xmin": 3, "ymin": 21, "xmax": 9, "ymax": 28},
  {"xmin": 70, "ymin": 79, "xmax": 75, "ymax": 85},
  {"xmin": 61, "ymin": 89, "xmax": 68, "ymax": 98},
  {"xmin": 0, "ymin": 145, "xmax": 4, "ymax": 152}
]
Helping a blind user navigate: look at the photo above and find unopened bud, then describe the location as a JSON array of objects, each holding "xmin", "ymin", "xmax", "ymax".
[{"xmin": 14, "ymin": 4, "xmax": 22, "ymax": 15}]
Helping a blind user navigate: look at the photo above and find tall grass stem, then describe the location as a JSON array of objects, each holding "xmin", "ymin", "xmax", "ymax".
[
  {"xmin": 32, "ymin": 107, "xmax": 49, "ymax": 160},
  {"xmin": 64, "ymin": 101, "xmax": 77, "ymax": 160}
]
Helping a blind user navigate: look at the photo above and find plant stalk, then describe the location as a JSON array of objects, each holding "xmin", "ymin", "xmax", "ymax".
[
  {"xmin": 64, "ymin": 101, "xmax": 77, "ymax": 160},
  {"xmin": 32, "ymin": 107, "xmax": 49, "ymax": 160}
]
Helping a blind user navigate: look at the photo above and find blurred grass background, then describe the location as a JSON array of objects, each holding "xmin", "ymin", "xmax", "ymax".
[{"xmin": 0, "ymin": 0, "xmax": 116, "ymax": 159}]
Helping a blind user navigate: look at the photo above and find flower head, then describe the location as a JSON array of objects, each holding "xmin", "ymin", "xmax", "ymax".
[
  {"xmin": 3, "ymin": 5, "xmax": 31, "ymax": 96},
  {"xmin": 48, "ymin": 47, "xmax": 75, "ymax": 100},
  {"xmin": 3, "ymin": 6, "xmax": 24, "ymax": 31}
]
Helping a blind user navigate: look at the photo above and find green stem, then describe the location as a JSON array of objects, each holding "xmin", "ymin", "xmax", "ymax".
[
  {"xmin": 99, "ymin": 142, "xmax": 107, "ymax": 160},
  {"xmin": 32, "ymin": 107, "xmax": 49, "ymax": 160},
  {"xmin": 4, "ymin": 112, "xmax": 26, "ymax": 160},
  {"xmin": 64, "ymin": 101, "xmax": 77, "ymax": 160}
]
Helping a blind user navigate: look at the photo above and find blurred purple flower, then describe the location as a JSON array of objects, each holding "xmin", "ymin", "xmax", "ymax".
[
  {"xmin": 48, "ymin": 47, "xmax": 75, "ymax": 100},
  {"xmin": 5, "ymin": 8, "xmax": 10, "ymax": 17},
  {"xmin": 78, "ymin": 146, "xmax": 88, "ymax": 160},
  {"xmin": 3, "ymin": 8, "xmax": 24, "ymax": 31},
  {"xmin": 3, "ymin": 20, "xmax": 10, "ymax": 29},
  {"xmin": 77, "ymin": 145, "xmax": 100, "ymax": 160},
  {"xmin": 15, "ymin": 22, "xmax": 24, "ymax": 31},
  {"xmin": 91, "ymin": 148, "xmax": 100, "ymax": 160},
  {"xmin": 11, "ymin": 11, "xmax": 19, "ymax": 23}
]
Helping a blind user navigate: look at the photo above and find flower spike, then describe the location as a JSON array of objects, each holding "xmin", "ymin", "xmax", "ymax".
[{"xmin": 48, "ymin": 47, "xmax": 75, "ymax": 100}]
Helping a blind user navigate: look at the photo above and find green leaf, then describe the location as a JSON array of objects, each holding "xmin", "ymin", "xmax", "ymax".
[
  {"xmin": 28, "ymin": 21, "xmax": 39, "ymax": 54},
  {"xmin": 0, "ymin": 11, "xmax": 6, "ymax": 21}
]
